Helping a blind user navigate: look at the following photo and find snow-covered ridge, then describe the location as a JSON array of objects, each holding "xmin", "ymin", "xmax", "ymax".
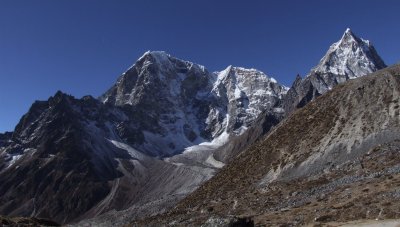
[{"xmin": 125, "ymin": 50, "xmax": 207, "ymax": 75}]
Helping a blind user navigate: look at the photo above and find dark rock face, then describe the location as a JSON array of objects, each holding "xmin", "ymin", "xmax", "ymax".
[
  {"xmin": 0, "ymin": 132, "xmax": 12, "ymax": 147},
  {"xmin": 0, "ymin": 92, "xmax": 136, "ymax": 224},
  {"xmin": 230, "ymin": 217, "xmax": 254, "ymax": 227},
  {"xmin": 283, "ymin": 74, "xmax": 323, "ymax": 114}
]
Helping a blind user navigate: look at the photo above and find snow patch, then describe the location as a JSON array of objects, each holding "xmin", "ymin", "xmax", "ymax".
[
  {"xmin": 273, "ymin": 107, "xmax": 285, "ymax": 113},
  {"xmin": 7, "ymin": 154, "xmax": 22, "ymax": 168},
  {"xmin": 183, "ymin": 131, "xmax": 230, "ymax": 154},
  {"xmin": 205, "ymin": 154, "xmax": 225, "ymax": 168},
  {"xmin": 109, "ymin": 139, "xmax": 147, "ymax": 161}
]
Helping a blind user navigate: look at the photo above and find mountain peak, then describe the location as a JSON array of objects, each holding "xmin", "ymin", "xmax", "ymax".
[
  {"xmin": 138, "ymin": 50, "xmax": 172, "ymax": 65},
  {"xmin": 344, "ymin": 27, "xmax": 353, "ymax": 36},
  {"xmin": 283, "ymin": 29, "xmax": 387, "ymax": 115},
  {"xmin": 134, "ymin": 50, "xmax": 207, "ymax": 73},
  {"xmin": 311, "ymin": 28, "xmax": 386, "ymax": 78},
  {"xmin": 337, "ymin": 27, "xmax": 360, "ymax": 47},
  {"xmin": 143, "ymin": 50, "xmax": 170, "ymax": 58}
]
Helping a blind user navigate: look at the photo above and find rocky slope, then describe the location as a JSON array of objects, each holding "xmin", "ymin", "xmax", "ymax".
[
  {"xmin": 138, "ymin": 65, "xmax": 400, "ymax": 226},
  {"xmin": 0, "ymin": 215, "xmax": 60, "ymax": 226}
]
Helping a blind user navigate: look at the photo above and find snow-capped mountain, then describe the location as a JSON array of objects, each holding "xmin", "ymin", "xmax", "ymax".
[
  {"xmin": 101, "ymin": 51, "xmax": 216, "ymax": 157},
  {"xmin": 101, "ymin": 51, "xmax": 287, "ymax": 157},
  {"xmin": 0, "ymin": 29, "xmax": 388, "ymax": 225},
  {"xmin": 312, "ymin": 28, "xmax": 386, "ymax": 79},
  {"xmin": 283, "ymin": 28, "xmax": 386, "ymax": 114}
]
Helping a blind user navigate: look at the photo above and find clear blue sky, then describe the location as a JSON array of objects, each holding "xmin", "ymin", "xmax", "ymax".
[{"xmin": 1, "ymin": 0, "xmax": 400, "ymax": 132}]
